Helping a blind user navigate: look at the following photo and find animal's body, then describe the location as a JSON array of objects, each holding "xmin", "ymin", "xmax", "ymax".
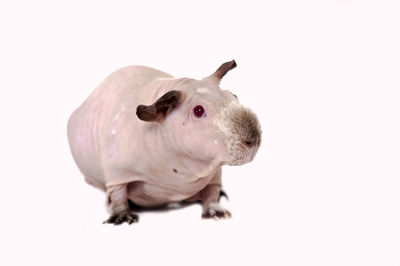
[{"xmin": 67, "ymin": 61, "xmax": 261, "ymax": 224}]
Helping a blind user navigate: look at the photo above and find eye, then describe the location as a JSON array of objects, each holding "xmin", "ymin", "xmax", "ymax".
[{"xmin": 193, "ymin": 105, "xmax": 205, "ymax": 118}]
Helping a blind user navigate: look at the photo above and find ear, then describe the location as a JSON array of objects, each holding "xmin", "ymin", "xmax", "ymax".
[
  {"xmin": 206, "ymin": 60, "xmax": 237, "ymax": 84},
  {"xmin": 136, "ymin": 90, "xmax": 182, "ymax": 122}
]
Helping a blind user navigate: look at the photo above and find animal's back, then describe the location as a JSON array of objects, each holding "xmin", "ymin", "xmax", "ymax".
[{"xmin": 67, "ymin": 66, "xmax": 173, "ymax": 189}]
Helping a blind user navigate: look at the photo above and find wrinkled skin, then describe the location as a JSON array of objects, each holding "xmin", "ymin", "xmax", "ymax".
[{"xmin": 67, "ymin": 61, "xmax": 261, "ymax": 224}]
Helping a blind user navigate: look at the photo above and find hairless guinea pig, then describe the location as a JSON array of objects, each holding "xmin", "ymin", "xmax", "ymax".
[{"xmin": 67, "ymin": 60, "xmax": 261, "ymax": 225}]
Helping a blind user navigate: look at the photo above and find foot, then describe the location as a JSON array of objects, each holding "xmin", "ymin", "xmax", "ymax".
[
  {"xmin": 103, "ymin": 210, "xmax": 139, "ymax": 225},
  {"xmin": 202, "ymin": 203, "xmax": 232, "ymax": 220}
]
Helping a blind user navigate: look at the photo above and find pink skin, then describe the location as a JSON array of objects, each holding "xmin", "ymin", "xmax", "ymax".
[{"xmin": 67, "ymin": 61, "xmax": 261, "ymax": 224}]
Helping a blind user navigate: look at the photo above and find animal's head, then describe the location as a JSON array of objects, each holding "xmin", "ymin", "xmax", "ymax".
[{"xmin": 136, "ymin": 60, "xmax": 261, "ymax": 166}]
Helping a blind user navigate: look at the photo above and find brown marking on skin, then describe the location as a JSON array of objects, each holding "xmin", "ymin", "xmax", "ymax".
[
  {"xmin": 173, "ymin": 168, "xmax": 178, "ymax": 173},
  {"xmin": 136, "ymin": 90, "xmax": 181, "ymax": 122}
]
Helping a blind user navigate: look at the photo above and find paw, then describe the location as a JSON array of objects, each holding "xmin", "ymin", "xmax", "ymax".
[
  {"xmin": 202, "ymin": 203, "xmax": 232, "ymax": 220},
  {"xmin": 103, "ymin": 210, "xmax": 139, "ymax": 225}
]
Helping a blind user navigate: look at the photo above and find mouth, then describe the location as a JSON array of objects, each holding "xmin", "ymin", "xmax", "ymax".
[
  {"xmin": 226, "ymin": 156, "xmax": 251, "ymax": 166},
  {"xmin": 226, "ymin": 141, "xmax": 259, "ymax": 166}
]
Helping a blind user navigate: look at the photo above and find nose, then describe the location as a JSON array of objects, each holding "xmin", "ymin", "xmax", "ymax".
[
  {"xmin": 244, "ymin": 140, "xmax": 253, "ymax": 146},
  {"xmin": 243, "ymin": 130, "xmax": 261, "ymax": 148},
  {"xmin": 239, "ymin": 112, "xmax": 261, "ymax": 149},
  {"xmin": 244, "ymin": 139, "xmax": 256, "ymax": 148}
]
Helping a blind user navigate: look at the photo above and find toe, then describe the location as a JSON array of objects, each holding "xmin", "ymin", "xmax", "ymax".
[
  {"xmin": 103, "ymin": 214, "xmax": 117, "ymax": 224},
  {"xmin": 202, "ymin": 205, "xmax": 231, "ymax": 220},
  {"xmin": 202, "ymin": 208, "xmax": 216, "ymax": 219},
  {"xmin": 126, "ymin": 213, "xmax": 139, "ymax": 224},
  {"xmin": 215, "ymin": 210, "xmax": 226, "ymax": 218}
]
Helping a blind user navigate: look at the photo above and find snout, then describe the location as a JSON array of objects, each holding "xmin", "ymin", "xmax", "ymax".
[
  {"xmin": 234, "ymin": 109, "xmax": 261, "ymax": 164},
  {"xmin": 242, "ymin": 121, "xmax": 262, "ymax": 149},
  {"xmin": 214, "ymin": 102, "xmax": 261, "ymax": 166}
]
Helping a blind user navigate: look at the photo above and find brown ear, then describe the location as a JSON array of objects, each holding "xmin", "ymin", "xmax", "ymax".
[
  {"xmin": 136, "ymin": 90, "xmax": 181, "ymax": 122},
  {"xmin": 207, "ymin": 60, "xmax": 237, "ymax": 84}
]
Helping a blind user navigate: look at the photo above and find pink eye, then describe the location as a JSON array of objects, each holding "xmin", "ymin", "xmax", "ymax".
[{"xmin": 193, "ymin": 105, "xmax": 205, "ymax": 118}]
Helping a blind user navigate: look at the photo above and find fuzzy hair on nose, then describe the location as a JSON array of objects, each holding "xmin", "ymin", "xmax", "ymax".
[
  {"xmin": 214, "ymin": 101, "xmax": 261, "ymax": 165},
  {"xmin": 236, "ymin": 109, "xmax": 262, "ymax": 148}
]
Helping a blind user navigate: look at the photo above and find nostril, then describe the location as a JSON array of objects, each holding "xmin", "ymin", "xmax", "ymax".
[{"xmin": 244, "ymin": 140, "xmax": 253, "ymax": 147}]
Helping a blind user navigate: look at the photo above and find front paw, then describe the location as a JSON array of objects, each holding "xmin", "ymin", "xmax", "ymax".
[
  {"xmin": 202, "ymin": 203, "xmax": 232, "ymax": 220},
  {"xmin": 103, "ymin": 210, "xmax": 139, "ymax": 225}
]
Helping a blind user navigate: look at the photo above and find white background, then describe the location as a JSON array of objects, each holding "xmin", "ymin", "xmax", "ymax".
[{"xmin": 0, "ymin": 0, "xmax": 399, "ymax": 265}]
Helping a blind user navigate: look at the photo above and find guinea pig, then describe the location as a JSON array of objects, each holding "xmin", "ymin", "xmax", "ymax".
[{"xmin": 67, "ymin": 60, "xmax": 261, "ymax": 225}]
